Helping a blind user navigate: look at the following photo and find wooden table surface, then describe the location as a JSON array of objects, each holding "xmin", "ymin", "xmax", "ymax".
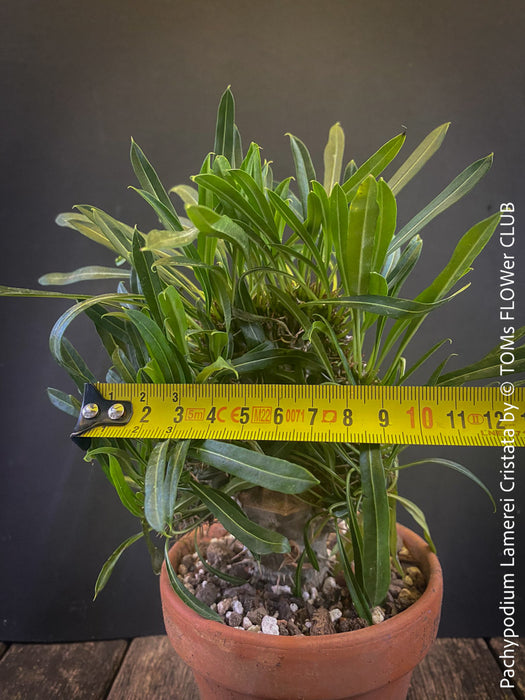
[{"xmin": 0, "ymin": 636, "xmax": 523, "ymax": 699}]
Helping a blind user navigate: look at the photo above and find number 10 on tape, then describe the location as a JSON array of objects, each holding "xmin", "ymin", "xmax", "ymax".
[{"xmin": 71, "ymin": 383, "xmax": 525, "ymax": 447}]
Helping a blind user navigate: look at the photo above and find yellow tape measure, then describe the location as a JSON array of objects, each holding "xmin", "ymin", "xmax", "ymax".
[{"xmin": 71, "ymin": 383, "xmax": 525, "ymax": 447}]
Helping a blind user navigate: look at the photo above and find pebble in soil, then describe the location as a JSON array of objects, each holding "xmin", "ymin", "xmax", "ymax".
[{"xmin": 178, "ymin": 534, "xmax": 426, "ymax": 637}]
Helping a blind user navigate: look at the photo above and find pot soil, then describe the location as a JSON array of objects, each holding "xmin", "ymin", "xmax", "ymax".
[{"xmin": 160, "ymin": 524, "xmax": 443, "ymax": 700}]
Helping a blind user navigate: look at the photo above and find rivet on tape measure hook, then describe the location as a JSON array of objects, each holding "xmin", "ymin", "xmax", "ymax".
[{"xmin": 70, "ymin": 383, "xmax": 525, "ymax": 449}]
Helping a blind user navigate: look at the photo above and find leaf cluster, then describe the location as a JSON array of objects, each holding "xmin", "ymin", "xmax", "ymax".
[{"xmin": 1, "ymin": 87, "xmax": 518, "ymax": 620}]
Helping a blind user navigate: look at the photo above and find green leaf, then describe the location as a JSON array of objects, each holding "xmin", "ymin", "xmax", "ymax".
[
  {"xmin": 397, "ymin": 458, "xmax": 495, "ymax": 511},
  {"xmin": 344, "ymin": 176, "xmax": 379, "ymax": 296},
  {"xmin": 345, "ymin": 471, "xmax": 364, "ymax": 586},
  {"xmin": 186, "ymin": 204, "xmax": 251, "ymax": 257},
  {"xmin": 229, "ymin": 169, "xmax": 277, "ymax": 233},
  {"xmin": 169, "ymin": 184, "xmax": 199, "ymax": 206},
  {"xmin": 323, "ymin": 122, "xmax": 345, "ymax": 194},
  {"xmin": 126, "ymin": 309, "xmax": 191, "ymax": 383},
  {"xmin": 158, "ymin": 286, "xmax": 189, "ymax": 355},
  {"xmin": 108, "ymin": 455, "xmax": 142, "ymax": 517},
  {"xmin": 56, "ymin": 211, "xmax": 114, "ymax": 250},
  {"xmin": 46, "ymin": 388, "xmax": 80, "ymax": 417},
  {"xmin": 388, "ymin": 123, "xmax": 450, "ymax": 195},
  {"xmin": 232, "ymin": 347, "xmax": 324, "ymax": 375},
  {"xmin": 190, "ymin": 440, "xmax": 318, "ymax": 494},
  {"xmin": 195, "ymin": 356, "xmax": 238, "ymax": 383},
  {"xmin": 145, "ymin": 440, "xmax": 189, "ymax": 532},
  {"xmin": 141, "ymin": 227, "xmax": 199, "ymax": 251},
  {"xmin": 164, "ymin": 541, "xmax": 223, "ymax": 622},
  {"xmin": 416, "ymin": 213, "xmax": 500, "ymax": 303},
  {"xmin": 39, "ymin": 266, "xmax": 130, "ymax": 286},
  {"xmin": 94, "ymin": 532, "xmax": 143, "ymax": 599},
  {"xmin": 145, "ymin": 441, "xmax": 171, "ymax": 532},
  {"xmin": 132, "ymin": 229, "xmax": 165, "ymax": 328},
  {"xmin": 287, "ymin": 133, "xmax": 316, "ymax": 216},
  {"xmin": 389, "ymin": 494, "xmax": 436, "ymax": 552},
  {"xmin": 359, "ymin": 445, "xmax": 390, "ymax": 606},
  {"xmin": 130, "ymin": 138, "xmax": 182, "ymax": 228},
  {"xmin": 190, "ymin": 481, "xmax": 291, "ymax": 555},
  {"xmin": 389, "ymin": 154, "xmax": 494, "ymax": 253},
  {"xmin": 214, "ymin": 86, "xmax": 235, "ymax": 163},
  {"xmin": 342, "ymin": 133, "xmax": 406, "ymax": 198},
  {"xmin": 303, "ymin": 291, "xmax": 462, "ymax": 318},
  {"xmin": 192, "ymin": 173, "xmax": 271, "ymax": 238},
  {"xmin": 335, "ymin": 527, "xmax": 372, "ymax": 624},
  {"xmin": 372, "ymin": 180, "xmax": 396, "ymax": 274},
  {"xmin": 437, "ymin": 327, "xmax": 525, "ymax": 385},
  {"xmin": 130, "ymin": 187, "xmax": 183, "ymax": 232}
]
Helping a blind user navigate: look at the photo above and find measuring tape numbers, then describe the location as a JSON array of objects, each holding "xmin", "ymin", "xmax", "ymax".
[{"xmin": 71, "ymin": 383, "xmax": 525, "ymax": 447}]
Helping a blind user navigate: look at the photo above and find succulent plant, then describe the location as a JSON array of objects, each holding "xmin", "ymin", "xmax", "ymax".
[{"xmin": 2, "ymin": 87, "xmax": 520, "ymax": 625}]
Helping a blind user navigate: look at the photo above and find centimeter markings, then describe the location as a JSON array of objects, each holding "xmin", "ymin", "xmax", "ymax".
[{"xmin": 83, "ymin": 384, "xmax": 525, "ymax": 447}]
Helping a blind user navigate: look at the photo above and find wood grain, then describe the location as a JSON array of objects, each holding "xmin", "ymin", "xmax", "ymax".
[
  {"xmin": 108, "ymin": 635, "xmax": 199, "ymax": 700},
  {"xmin": 0, "ymin": 639, "xmax": 127, "ymax": 700},
  {"xmin": 407, "ymin": 638, "xmax": 516, "ymax": 699}
]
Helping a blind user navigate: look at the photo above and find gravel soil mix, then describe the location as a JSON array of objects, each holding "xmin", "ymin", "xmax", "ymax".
[{"xmin": 176, "ymin": 530, "xmax": 426, "ymax": 636}]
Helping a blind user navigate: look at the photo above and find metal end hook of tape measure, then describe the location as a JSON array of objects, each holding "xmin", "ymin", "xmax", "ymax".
[{"xmin": 71, "ymin": 383, "xmax": 133, "ymax": 450}]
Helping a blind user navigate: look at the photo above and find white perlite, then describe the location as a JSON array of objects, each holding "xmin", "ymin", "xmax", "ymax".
[
  {"xmin": 232, "ymin": 599, "xmax": 244, "ymax": 615},
  {"xmin": 261, "ymin": 615, "xmax": 279, "ymax": 635},
  {"xmin": 371, "ymin": 606, "xmax": 385, "ymax": 625},
  {"xmin": 329, "ymin": 608, "xmax": 343, "ymax": 622}
]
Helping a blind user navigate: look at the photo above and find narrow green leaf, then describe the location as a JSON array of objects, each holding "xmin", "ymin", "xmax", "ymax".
[
  {"xmin": 145, "ymin": 441, "xmax": 171, "ymax": 532},
  {"xmin": 130, "ymin": 186, "xmax": 183, "ymax": 232},
  {"xmin": 164, "ymin": 541, "xmax": 223, "ymax": 622},
  {"xmin": 126, "ymin": 309, "xmax": 191, "ymax": 383},
  {"xmin": 132, "ymin": 229, "xmax": 165, "ymax": 328},
  {"xmin": 388, "ymin": 123, "xmax": 450, "ymax": 195},
  {"xmin": 359, "ymin": 445, "xmax": 390, "ymax": 606},
  {"xmin": 341, "ymin": 133, "xmax": 406, "ymax": 197},
  {"xmin": 335, "ymin": 527, "xmax": 372, "ymax": 624},
  {"xmin": 323, "ymin": 122, "xmax": 345, "ymax": 194},
  {"xmin": 39, "ymin": 266, "xmax": 130, "ymax": 286},
  {"xmin": 141, "ymin": 227, "xmax": 199, "ymax": 251},
  {"xmin": 214, "ymin": 86, "xmax": 235, "ymax": 163},
  {"xmin": 190, "ymin": 440, "xmax": 318, "ymax": 494},
  {"xmin": 192, "ymin": 173, "xmax": 271, "ymax": 238},
  {"xmin": 345, "ymin": 471, "xmax": 364, "ymax": 586},
  {"xmin": 397, "ymin": 457, "xmax": 495, "ymax": 511},
  {"xmin": 388, "ymin": 154, "xmax": 494, "ymax": 253},
  {"xmin": 304, "ymin": 291, "xmax": 462, "ymax": 318},
  {"xmin": 345, "ymin": 176, "xmax": 379, "ymax": 296},
  {"xmin": 46, "ymin": 388, "xmax": 80, "ymax": 417},
  {"xmin": 229, "ymin": 169, "xmax": 277, "ymax": 233},
  {"xmin": 56, "ymin": 211, "xmax": 114, "ymax": 250},
  {"xmin": 287, "ymin": 133, "xmax": 316, "ymax": 216},
  {"xmin": 232, "ymin": 347, "xmax": 323, "ymax": 375},
  {"xmin": 94, "ymin": 532, "xmax": 143, "ymax": 599},
  {"xmin": 109, "ymin": 455, "xmax": 142, "ymax": 517},
  {"xmin": 158, "ymin": 286, "xmax": 189, "ymax": 355},
  {"xmin": 303, "ymin": 517, "xmax": 320, "ymax": 571},
  {"xmin": 190, "ymin": 481, "xmax": 291, "ymax": 555},
  {"xmin": 389, "ymin": 494, "xmax": 436, "ymax": 552},
  {"xmin": 372, "ymin": 180, "xmax": 396, "ymax": 274},
  {"xmin": 130, "ymin": 138, "xmax": 182, "ymax": 227},
  {"xmin": 169, "ymin": 184, "xmax": 199, "ymax": 206},
  {"xmin": 416, "ymin": 213, "xmax": 500, "ymax": 303},
  {"xmin": 165, "ymin": 440, "xmax": 190, "ymax": 520}
]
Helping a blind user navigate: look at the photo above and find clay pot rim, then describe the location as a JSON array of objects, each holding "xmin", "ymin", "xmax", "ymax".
[{"xmin": 160, "ymin": 523, "xmax": 443, "ymax": 651}]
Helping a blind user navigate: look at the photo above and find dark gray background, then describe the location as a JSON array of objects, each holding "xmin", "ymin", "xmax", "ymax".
[{"xmin": 1, "ymin": 0, "xmax": 523, "ymax": 641}]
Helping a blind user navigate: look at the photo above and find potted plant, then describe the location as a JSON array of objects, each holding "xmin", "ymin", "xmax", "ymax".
[{"xmin": 1, "ymin": 87, "xmax": 515, "ymax": 699}]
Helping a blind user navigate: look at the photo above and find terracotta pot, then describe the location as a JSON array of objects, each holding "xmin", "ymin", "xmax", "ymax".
[{"xmin": 160, "ymin": 524, "xmax": 442, "ymax": 700}]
